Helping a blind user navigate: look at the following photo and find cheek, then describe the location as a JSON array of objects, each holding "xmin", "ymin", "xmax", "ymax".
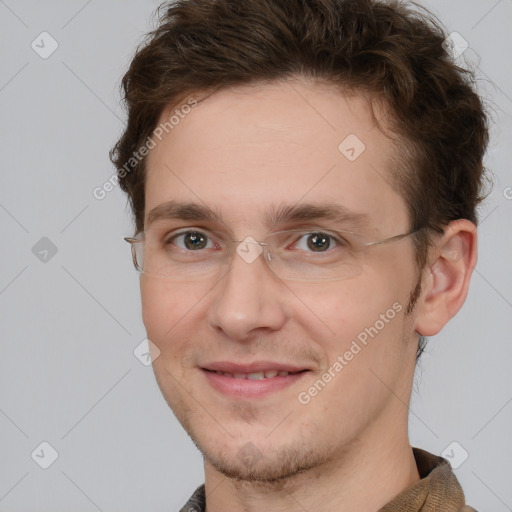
[
  {"xmin": 305, "ymin": 274, "xmax": 412, "ymax": 391},
  {"xmin": 141, "ymin": 278, "xmax": 169, "ymax": 339},
  {"xmin": 312, "ymin": 277, "xmax": 405, "ymax": 339},
  {"xmin": 303, "ymin": 287, "xmax": 410, "ymax": 420},
  {"xmin": 140, "ymin": 279, "xmax": 203, "ymax": 356}
]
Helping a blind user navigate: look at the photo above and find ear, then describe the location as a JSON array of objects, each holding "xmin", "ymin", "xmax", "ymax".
[{"xmin": 414, "ymin": 219, "xmax": 478, "ymax": 336}]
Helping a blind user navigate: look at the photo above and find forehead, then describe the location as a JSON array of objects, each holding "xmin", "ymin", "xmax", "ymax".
[{"xmin": 144, "ymin": 79, "xmax": 409, "ymax": 233}]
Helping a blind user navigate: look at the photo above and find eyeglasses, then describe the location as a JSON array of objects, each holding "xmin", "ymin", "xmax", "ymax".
[{"xmin": 124, "ymin": 225, "xmax": 420, "ymax": 283}]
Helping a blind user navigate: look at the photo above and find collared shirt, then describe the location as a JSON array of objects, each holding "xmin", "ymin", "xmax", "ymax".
[{"xmin": 179, "ymin": 447, "xmax": 478, "ymax": 512}]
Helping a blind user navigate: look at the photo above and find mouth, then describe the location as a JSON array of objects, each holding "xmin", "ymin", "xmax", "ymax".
[
  {"xmin": 208, "ymin": 369, "xmax": 301, "ymax": 379},
  {"xmin": 201, "ymin": 362, "xmax": 311, "ymax": 398}
]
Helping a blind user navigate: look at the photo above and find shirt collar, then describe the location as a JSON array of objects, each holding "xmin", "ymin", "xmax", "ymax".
[
  {"xmin": 379, "ymin": 447, "xmax": 476, "ymax": 511},
  {"xmin": 179, "ymin": 447, "xmax": 476, "ymax": 512}
]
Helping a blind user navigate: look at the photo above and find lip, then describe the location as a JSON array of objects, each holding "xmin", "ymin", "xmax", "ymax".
[
  {"xmin": 201, "ymin": 361, "xmax": 310, "ymax": 399},
  {"xmin": 202, "ymin": 361, "xmax": 309, "ymax": 374}
]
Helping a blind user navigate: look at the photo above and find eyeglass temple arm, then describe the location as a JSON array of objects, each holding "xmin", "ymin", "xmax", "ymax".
[{"xmin": 365, "ymin": 228, "xmax": 422, "ymax": 247}]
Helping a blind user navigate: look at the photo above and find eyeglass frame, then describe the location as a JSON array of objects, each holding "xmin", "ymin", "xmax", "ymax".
[{"xmin": 124, "ymin": 225, "xmax": 424, "ymax": 279}]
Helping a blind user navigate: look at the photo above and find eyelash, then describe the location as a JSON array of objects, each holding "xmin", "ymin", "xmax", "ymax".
[
  {"xmin": 166, "ymin": 230, "xmax": 218, "ymax": 250},
  {"xmin": 164, "ymin": 229, "xmax": 347, "ymax": 252}
]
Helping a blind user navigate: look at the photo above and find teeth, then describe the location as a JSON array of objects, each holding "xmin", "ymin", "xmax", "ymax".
[
  {"xmin": 214, "ymin": 370, "xmax": 291, "ymax": 379},
  {"xmin": 247, "ymin": 372, "xmax": 264, "ymax": 380}
]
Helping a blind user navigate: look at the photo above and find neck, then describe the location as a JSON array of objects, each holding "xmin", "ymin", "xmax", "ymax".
[{"xmin": 204, "ymin": 414, "xmax": 420, "ymax": 512}]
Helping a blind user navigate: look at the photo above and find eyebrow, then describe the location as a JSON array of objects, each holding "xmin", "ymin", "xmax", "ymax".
[{"xmin": 145, "ymin": 200, "xmax": 370, "ymax": 231}]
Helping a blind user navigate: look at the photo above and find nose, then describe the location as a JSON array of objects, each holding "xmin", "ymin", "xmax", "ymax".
[{"xmin": 208, "ymin": 240, "xmax": 288, "ymax": 341}]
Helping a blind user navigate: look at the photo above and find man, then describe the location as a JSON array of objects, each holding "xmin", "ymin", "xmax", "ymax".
[{"xmin": 111, "ymin": 0, "xmax": 488, "ymax": 510}]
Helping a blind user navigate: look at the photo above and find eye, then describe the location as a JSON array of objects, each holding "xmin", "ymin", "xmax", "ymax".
[
  {"xmin": 293, "ymin": 232, "xmax": 342, "ymax": 253},
  {"xmin": 167, "ymin": 230, "xmax": 216, "ymax": 251}
]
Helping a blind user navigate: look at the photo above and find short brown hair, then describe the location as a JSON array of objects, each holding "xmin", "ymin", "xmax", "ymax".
[
  {"xmin": 111, "ymin": 0, "xmax": 488, "ymax": 263},
  {"xmin": 110, "ymin": 0, "xmax": 489, "ymax": 348}
]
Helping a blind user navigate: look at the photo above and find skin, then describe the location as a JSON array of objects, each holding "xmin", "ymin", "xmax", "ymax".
[{"xmin": 140, "ymin": 78, "xmax": 477, "ymax": 512}]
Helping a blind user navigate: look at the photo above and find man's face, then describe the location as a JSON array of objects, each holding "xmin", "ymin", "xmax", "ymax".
[{"xmin": 142, "ymin": 79, "xmax": 420, "ymax": 481}]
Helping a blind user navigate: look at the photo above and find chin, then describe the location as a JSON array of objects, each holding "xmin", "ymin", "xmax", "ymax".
[
  {"xmin": 193, "ymin": 430, "xmax": 333, "ymax": 484},
  {"xmin": 154, "ymin": 366, "xmax": 347, "ymax": 484}
]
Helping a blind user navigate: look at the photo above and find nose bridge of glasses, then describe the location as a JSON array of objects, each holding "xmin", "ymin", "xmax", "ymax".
[{"xmin": 232, "ymin": 235, "xmax": 271, "ymax": 265}]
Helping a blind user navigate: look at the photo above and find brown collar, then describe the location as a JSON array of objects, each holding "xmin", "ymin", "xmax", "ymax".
[
  {"xmin": 180, "ymin": 447, "xmax": 477, "ymax": 512},
  {"xmin": 378, "ymin": 447, "xmax": 476, "ymax": 511}
]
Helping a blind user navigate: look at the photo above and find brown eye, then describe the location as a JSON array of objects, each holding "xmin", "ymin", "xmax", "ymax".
[
  {"xmin": 306, "ymin": 233, "xmax": 331, "ymax": 252},
  {"xmin": 184, "ymin": 232, "xmax": 208, "ymax": 250},
  {"xmin": 170, "ymin": 231, "xmax": 213, "ymax": 250}
]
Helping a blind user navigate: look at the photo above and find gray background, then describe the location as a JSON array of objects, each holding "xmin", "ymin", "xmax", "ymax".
[{"xmin": 1, "ymin": 1, "xmax": 511, "ymax": 511}]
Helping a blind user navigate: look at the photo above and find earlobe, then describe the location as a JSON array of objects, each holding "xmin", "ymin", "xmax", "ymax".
[{"xmin": 414, "ymin": 220, "xmax": 478, "ymax": 337}]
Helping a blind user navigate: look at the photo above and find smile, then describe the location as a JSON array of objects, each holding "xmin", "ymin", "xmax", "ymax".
[
  {"xmin": 201, "ymin": 363, "xmax": 310, "ymax": 398},
  {"xmin": 212, "ymin": 370, "xmax": 295, "ymax": 379}
]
